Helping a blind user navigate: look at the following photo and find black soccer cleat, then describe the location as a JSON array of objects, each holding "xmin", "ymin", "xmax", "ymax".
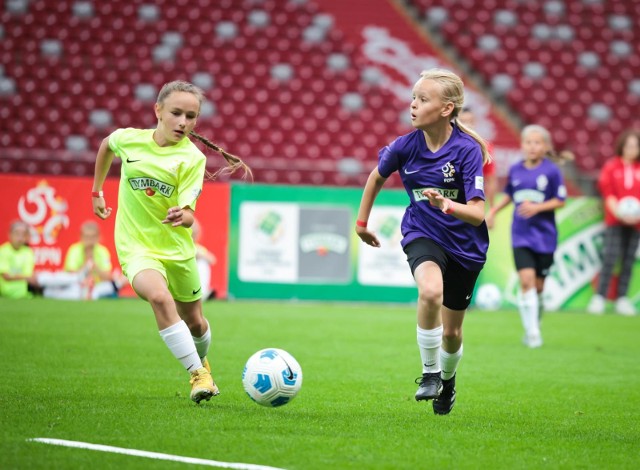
[
  {"xmin": 432, "ymin": 374, "xmax": 456, "ymax": 415},
  {"xmin": 414, "ymin": 372, "xmax": 443, "ymax": 401}
]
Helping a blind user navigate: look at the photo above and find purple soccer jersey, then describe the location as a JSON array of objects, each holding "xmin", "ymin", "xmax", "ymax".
[
  {"xmin": 504, "ymin": 158, "xmax": 566, "ymax": 254},
  {"xmin": 378, "ymin": 125, "xmax": 489, "ymax": 271}
]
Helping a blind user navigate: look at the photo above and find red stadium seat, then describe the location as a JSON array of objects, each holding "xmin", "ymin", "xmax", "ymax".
[{"xmin": 5, "ymin": 0, "xmax": 634, "ymax": 181}]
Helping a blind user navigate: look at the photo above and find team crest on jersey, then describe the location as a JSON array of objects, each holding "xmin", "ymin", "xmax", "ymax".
[
  {"xmin": 441, "ymin": 162, "xmax": 456, "ymax": 182},
  {"xmin": 128, "ymin": 177, "xmax": 175, "ymax": 197},
  {"xmin": 536, "ymin": 175, "xmax": 549, "ymax": 191}
]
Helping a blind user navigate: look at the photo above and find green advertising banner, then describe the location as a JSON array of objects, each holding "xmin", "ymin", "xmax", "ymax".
[
  {"xmin": 229, "ymin": 184, "xmax": 640, "ymax": 311},
  {"xmin": 228, "ymin": 184, "xmax": 419, "ymax": 303},
  {"xmin": 479, "ymin": 196, "xmax": 640, "ymax": 311}
]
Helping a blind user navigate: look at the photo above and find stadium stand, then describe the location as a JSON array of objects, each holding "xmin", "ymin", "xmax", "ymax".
[
  {"xmin": 3, "ymin": 0, "xmax": 625, "ymax": 188},
  {"xmin": 408, "ymin": 0, "xmax": 640, "ymax": 175},
  {"xmin": 1, "ymin": 0, "xmax": 416, "ymax": 187}
]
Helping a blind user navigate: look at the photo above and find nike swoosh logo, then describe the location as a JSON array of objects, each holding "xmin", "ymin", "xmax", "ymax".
[
  {"xmin": 466, "ymin": 294, "xmax": 472, "ymax": 300},
  {"xmin": 193, "ymin": 287, "xmax": 202, "ymax": 295},
  {"xmin": 404, "ymin": 168, "xmax": 419, "ymax": 175},
  {"xmin": 126, "ymin": 158, "xmax": 140, "ymax": 163}
]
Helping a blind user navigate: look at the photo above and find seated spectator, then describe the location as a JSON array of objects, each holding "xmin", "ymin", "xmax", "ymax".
[
  {"xmin": 38, "ymin": 221, "xmax": 124, "ymax": 300},
  {"xmin": 0, "ymin": 220, "xmax": 37, "ymax": 299}
]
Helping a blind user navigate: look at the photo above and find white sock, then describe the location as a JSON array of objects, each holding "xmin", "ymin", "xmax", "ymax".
[
  {"xmin": 440, "ymin": 344, "xmax": 463, "ymax": 380},
  {"xmin": 519, "ymin": 288, "xmax": 540, "ymax": 336},
  {"xmin": 538, "ymin": 293, "xmax": 544, "ymax": 319},
  {"xmin": 159, "ymin": 321, "xmax": 202, "ymax": 373},
  {"xmin": 417, "ymin": 325, "xmax": 443, "ymax": 373},
  {"xmin": 192, "ymin": 320, "xmax": 211, "ymax": 360}
]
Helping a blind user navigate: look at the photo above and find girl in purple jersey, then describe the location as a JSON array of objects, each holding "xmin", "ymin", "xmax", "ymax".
[
  {"xmin": 356, "ymin": 69, "xmax": 491, "ymax": 415},
  {"xmin": 486, "ymin": 125, "xmax": 567, "ymax": 348}
]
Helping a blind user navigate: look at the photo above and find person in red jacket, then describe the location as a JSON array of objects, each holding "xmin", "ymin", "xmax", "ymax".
[{"xmin": 587, "ymin": 129, "xmax": 640, "ymax": 316}]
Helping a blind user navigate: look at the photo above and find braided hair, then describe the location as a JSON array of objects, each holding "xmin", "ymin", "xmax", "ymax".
[{"xmin": 157, "ymin": 80, "xmax": 253, "ymax": 180}]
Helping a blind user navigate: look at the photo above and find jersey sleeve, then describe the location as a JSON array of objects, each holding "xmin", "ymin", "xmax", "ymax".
[
  {"xmin": 0, "ymin": 245, "xmax": 9, "ymax": 274},
  {"xmin": 107, "ymin": 128, "xmax": 127, "ymax": 159},
  {"xmin": 461, "ymin": 145, "xmax": 486, "ymax": 201},
  {"xmin": 597, "ymin": 159, "xmax": 615, "ymax": 197},
  {"xmin": 550, "ymin": 163, "xmax": 567, "ymax": 200},
  {"xmin": 504, "ymin": 165, "xmax": 515, "ymax": 198},
  {"xmin": 95, "ymin": 245, "xmax": 113, "ymax": 272},
  {"xmin": 63, "ymin": 243, "xmax": 83, "ymax": 271},
  {"xmin": 24, "ymin": 248, "xmax": 34, "ymax": 277},
  {"xmin": 377, "ymin": 138, "xmax": 400, "ymax": 178},
  {"xmin": 177, "ymin": 155, "xmax": 206, "ymax": 211}
]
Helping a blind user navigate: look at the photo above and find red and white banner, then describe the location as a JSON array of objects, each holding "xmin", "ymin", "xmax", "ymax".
[{"xmin": 0, "ymin": 174, "xmax": 230, "ymax": 298}]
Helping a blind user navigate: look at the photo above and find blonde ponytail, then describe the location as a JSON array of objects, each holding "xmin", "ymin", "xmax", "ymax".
[{"xmin": 456, "ymin": 119, "xmax": 493, "ymax": 166}]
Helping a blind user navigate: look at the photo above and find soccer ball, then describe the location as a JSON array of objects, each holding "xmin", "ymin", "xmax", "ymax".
[
  {"xmin": 475, "ymin": 283, "xmax": 502, "ymax": 310},
  {"xmin": 616, "ymin": 196, "xmax": 640, "ymax": 219},
  {"xmin": 242, "ymin": 348, "xmax": 303, "ymax": 407}
]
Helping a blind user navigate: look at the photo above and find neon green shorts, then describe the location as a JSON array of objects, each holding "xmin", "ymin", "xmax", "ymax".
[{"xmin": 122, "ymin": 256, "xmax": 202, "ymax": 302}]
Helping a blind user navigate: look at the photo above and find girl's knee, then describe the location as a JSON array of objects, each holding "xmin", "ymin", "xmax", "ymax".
[
  {"xmin": 442, "ymin": 329, "xmax": 462, "ymax": 343},
  {"xmin": 417, "ymin": 285, "xmax": 443, "ymax": 306},
  {"xmin": 147, "ymin": 289, "xmax": 173, "ymax": 307},
  {"xmin": 184, "ymin": 315, "xmax": 206, "ymax": 332}
]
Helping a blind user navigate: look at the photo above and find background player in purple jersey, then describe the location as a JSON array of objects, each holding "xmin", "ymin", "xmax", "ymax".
[
  {"xmin": 355, "ymin": 69, "xmax": 491, "ymax": 415},
  {"xmin": 486, "ymin": 125, "xmax": 567, "ymax": 348}
]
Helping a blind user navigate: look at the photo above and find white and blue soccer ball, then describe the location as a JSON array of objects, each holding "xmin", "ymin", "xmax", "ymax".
[
  {"xmin": 475, "ymin": 283, "xmax": 503, "ymax": 311},
  {"xmin": 616, "ymin": 196, "xmax": 640, "ymax": 219},
  {"xmin": 242, "ymin": 348, "xmax": 303, "ymax": 407}
]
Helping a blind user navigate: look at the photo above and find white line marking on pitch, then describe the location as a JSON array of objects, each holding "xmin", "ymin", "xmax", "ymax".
[{"xmin": 28, "ymin": 438, "xmax": 287, "ymax": 470}]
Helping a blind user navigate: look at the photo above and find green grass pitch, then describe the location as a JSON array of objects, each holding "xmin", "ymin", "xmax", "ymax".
[{"xmin": 1, "ymin": 298, "xmax": 638, "ymax": 469}]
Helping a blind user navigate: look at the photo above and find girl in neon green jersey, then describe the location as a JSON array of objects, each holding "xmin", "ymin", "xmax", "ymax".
[{"xmin": 91, "ymin": 80, "xmax": 250, "ymax": 404}]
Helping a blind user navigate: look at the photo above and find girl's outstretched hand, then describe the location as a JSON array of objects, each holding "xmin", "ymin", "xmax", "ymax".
[
  {"xmin": 356, "ymin": 225, "xmax": 381, "ymax": 247},
  {"xmin": 93, "ymin": 196, "xmax": 112, "ymax": 220},
  {"xmin": 163, "ymin": 206, "xmax": 185, "ymax": 227},
  {"xmin": 422, "ymin": 189, "xmax": 454, "ymax": 213}
]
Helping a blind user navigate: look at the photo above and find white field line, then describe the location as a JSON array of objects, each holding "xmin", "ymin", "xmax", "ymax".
[{"xmin": 28, "ymin": 438, "xmax": 287, "ymax": 470}]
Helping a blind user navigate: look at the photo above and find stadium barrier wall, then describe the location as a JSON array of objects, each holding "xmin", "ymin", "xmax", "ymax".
[
  {"xmin": 2, "ymin": 175, "xmax": 637, "ymax": 310},
  {"xmin": 229, "ymin": 183, "xmax": 640, "ymax": 311},
  {"xmin": 0, "ymin": 174, "xmax": 230, "ymax": 299}
]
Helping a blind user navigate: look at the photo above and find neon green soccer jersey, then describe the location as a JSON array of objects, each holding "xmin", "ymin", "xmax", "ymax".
[
  {"xmin": 0, "ymin": 242, "xmax": 35, "ymax": 299},
  {"xmin": 64, "ymin": 242, "xmax": 113, "ymax": 282},
  {"xmin": 108, "ymin": 128, "xmax": 206, "ymax": 264}
]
